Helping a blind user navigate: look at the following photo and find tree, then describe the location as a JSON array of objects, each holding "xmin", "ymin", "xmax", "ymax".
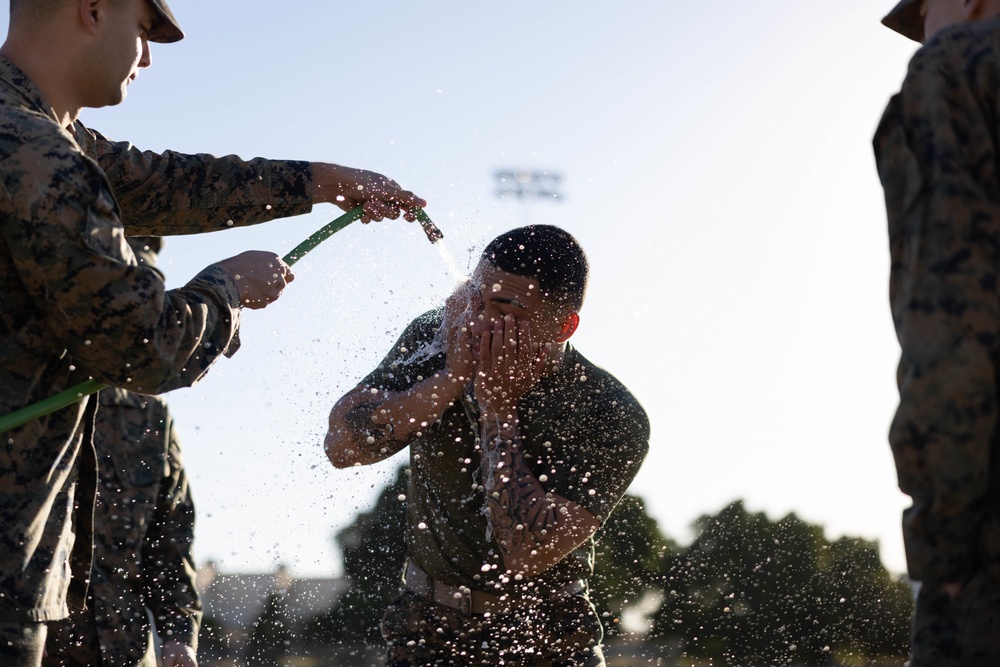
[
  {"xmin": 818, "ymin": 536, "xmax": 912, "ymax": 662},
  {"xmin": 302, "ymin": 465, "xmax": 409, "ymax": 645},
  {"xmin": 244, "ymin": 592, "xmax": 292, "ymax": 667},
  {"xmin": 197, "ymin": 615, "xmax": 230, "ymax": 662},
  {"xmin": 590, "ymin": 493, "xmax": 677, "ymax": 639},
  {"xmin": 651, "ymin": 500, "xmax": 913, "ymax": 666}
]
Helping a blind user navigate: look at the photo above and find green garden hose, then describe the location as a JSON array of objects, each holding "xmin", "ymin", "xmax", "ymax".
[{"xmin": 0, "ymin": 205, "xmax": 439, "ymax": 434}]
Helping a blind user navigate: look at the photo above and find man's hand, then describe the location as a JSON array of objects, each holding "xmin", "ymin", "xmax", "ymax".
[
  {"xmin": 474, "ymin": 315, "xmax": 547, "ymax": 413},
  {"xmin": 213, "ymin": 251, "xmax": 294, "ymax": 310},
  {"xmin": 161, "ymin": 641, "xmax": 197, "ymax": 667},
  {"xmin": 311, "ymin": 163, "xmax": 426, "ymax": 223}
]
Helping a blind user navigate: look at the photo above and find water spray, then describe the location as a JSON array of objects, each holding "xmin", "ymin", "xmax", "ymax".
[{"xmin": 0, "ymin": 205, "xmax": 440, "ymax": 435}]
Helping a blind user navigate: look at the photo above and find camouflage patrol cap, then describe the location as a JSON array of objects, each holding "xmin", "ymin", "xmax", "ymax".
[
  {"xmin": 882, "ymin": 0, "xmax": 923, "ymax": 43},
  {"xmin": 146, "ymin": 0, "xmax": 184, "ymax": 44}
]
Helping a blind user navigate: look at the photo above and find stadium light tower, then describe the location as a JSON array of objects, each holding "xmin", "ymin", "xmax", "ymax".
[
  {"xmin": 494, "ymin": 169, "xmax": 564, "ymax": 200},
  {"xmin": 494, "ymin": 169, "xmax": 564, "ymax": 225}
]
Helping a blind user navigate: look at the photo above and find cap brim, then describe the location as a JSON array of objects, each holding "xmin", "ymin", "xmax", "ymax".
[
  {"xmin": 882, "ymin": 0, "xmax": 924, "ymax": 43},
  {"xmin": 147, "ymin": 0, "xmax": 184, "ymax": 44}
]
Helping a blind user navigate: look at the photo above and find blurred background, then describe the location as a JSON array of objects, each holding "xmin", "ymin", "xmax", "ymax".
[{"xmin": 2, "ymin": 0, "xmax": 918, "ymax": 585}]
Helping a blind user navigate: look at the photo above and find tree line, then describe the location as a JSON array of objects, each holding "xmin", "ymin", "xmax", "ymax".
[{"xmin": 240, "ymin": 465, "xmax": 913, "ymax": 666}]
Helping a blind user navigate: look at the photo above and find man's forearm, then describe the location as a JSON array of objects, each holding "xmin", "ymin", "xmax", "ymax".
[
  {"xmin": 327, "ymin": 371, "xmax": 469, "ymax": 467},
  {"xmin": 480, "ymin": 408, "xmax": 598, "ymax": 578}
]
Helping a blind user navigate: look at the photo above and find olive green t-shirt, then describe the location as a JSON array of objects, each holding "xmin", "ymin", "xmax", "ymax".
[{"xmin": 363, "ymin": 309, "xmax": 650, "ymax": 595}]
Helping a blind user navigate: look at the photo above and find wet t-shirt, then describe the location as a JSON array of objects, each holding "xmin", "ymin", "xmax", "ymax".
[{"xmin": 362, "ymin": 309, "xmax": 650, "ymax": 595}]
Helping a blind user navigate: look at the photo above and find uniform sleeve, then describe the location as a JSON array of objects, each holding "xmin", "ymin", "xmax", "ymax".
[
  {"xmin": 876, "ymin": 32, "xmax": 1000, "ymax": 585},
  {"xmin": 0, "ymin": 130, "xmax": 240, "ymax": 392},
  {"xmin": 141, "ymin": 410, "xmax": 201, "ymax": 651},
  {"xmin": 549, "ymin": 380, "xmax": 650, "ymax": 525},
  {"xmin": 73, "ymin": 123, "xmax": 313, "ymax": 235}
]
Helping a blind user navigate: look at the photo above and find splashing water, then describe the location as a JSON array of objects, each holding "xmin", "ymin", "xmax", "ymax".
[{"xmin": 435, "ymin": 240, "xmax": 469, "ymax": 284}]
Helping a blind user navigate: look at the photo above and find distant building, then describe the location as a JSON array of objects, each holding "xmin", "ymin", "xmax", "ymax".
[{"xmin": 196, "ymin": 563, "xmax": 351, "ymax": 665}]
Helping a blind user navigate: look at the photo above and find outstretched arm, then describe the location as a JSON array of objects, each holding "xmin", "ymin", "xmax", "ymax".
[{"xmin": 74, "ymin": 124, "xmax": 426, "ymax": 233}]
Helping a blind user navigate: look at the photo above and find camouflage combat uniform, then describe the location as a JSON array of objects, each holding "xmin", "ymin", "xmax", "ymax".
[
  {"xmin": 873, "ymin": 18, "xmax": 1000, "ymax": 666},
  {"xmin": 0, "ymin": 53, "xmax": 312, "ymax": 659},
  {"xmin": 43, "ymin": 240, "xmax": 200, "ymax": 667},
  {"xmin": 364, "ymin": 310, "xmax": 650, "ymax": 666}
]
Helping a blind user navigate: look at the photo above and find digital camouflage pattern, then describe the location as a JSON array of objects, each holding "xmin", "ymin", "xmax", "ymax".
[
  {"xmin": 874, "ymin": 17, "xmax": 1000, "ymax": 666},
  {"xmin": 44, "ymin": 241, "xmax": 200, "ymax": 667},
  {"xmin": 0, "ymin": 53, "xmax": 313, "ymax": 624}
]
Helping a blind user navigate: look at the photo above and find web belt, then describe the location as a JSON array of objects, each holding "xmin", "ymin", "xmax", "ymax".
[{"xmin": 403, "ymin": 558, "xmax": 585, "ymax": 616}]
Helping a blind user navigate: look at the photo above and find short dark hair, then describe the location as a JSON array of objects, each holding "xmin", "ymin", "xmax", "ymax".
[
  {"xmin": 481, "ymin": 225, "xmax": 588, "ymax": 310},
  {"xmin": 9, "ymin": 0, "xmax": 62, "ymax": 24}
]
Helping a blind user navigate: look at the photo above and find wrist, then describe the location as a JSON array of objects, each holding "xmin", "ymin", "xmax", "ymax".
[
  {"xmin": 436, "ymin": 368, "xmax": 469, "ymax": 402},
  {"xmin": 310, "ymin": 162, "xmax": 352, "ymax": 205}
]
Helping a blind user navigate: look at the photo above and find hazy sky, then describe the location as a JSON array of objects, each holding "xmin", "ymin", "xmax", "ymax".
[{"xmin": 2, "ymin": 1, "xmax": 923, "ymax": 577}]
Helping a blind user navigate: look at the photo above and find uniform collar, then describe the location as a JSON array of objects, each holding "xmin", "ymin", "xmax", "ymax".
[{"xmin": 0, "ymin": 55, "xmax": 62, "ymax": 125}]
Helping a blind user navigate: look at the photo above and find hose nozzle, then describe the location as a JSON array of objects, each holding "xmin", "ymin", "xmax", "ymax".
[{"xmin": 416, "ymin": 209, "xmax": 443, "ymax": 244}]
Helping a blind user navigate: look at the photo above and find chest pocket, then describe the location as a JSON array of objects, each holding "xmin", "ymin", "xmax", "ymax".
[
  {"xmin": 96, "ymin": 394, "xmax": 168, "ymax": 493},
  {"xmin": 116, "ymin": 446, "xmax": 167, "ymax": 488}
]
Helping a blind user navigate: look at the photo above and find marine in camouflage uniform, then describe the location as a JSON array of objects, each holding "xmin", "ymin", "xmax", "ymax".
[
  {"xmin": 875, "ymin": 1, "xmax": 1000, "ymax": 664},
  {"xmin": 0, "ymin": 0, "xmax": 423, "ymax": 662},
  {"xmin": 42, "ymin": 239, "xmax": 200, "ymax": 667},
  {"xmin": 326, "ymin": 226, "xmax": 650, "ymax": 666}
]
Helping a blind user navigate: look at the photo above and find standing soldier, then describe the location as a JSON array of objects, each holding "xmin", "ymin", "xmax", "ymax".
[
  {"xmin": 43, "ymin": 239, "xmax": 200, "ymax": 667},
  {"xmin": 325, "ymin": 226, "xmax": 649, "ymax": 666},
  {"xmin": 0, "ymin": 0, "xmax": 424, "ymax": 664},
  {"xmin": 875, "ymin": 1, "xmax": 1000, "ymax": 665}
]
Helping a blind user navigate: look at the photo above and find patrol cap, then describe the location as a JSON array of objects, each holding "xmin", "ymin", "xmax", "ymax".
[
  {"xmin": 882, "ymin": 0, "xmax": 924, "ymax": 43},
  {"xmin": 146, "ymin": 0, "xmax": 184, "ymax": 44}
]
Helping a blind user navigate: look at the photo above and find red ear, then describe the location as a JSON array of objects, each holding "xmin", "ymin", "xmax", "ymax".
[
  {"xmin": 80, "ymin": 0, "xmax": 102, "ymax": 34},
  {"xmin": 964, "ymin": 0, "xmax": 986, "ymax": 20},
  {"xmin": 555, "ymin": 313, "xmax": 580, "ymax": 343}
]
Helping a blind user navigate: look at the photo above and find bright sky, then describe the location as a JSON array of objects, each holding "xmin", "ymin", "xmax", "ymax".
[{"xmin": 2, "ymin": 1, "xmax": 924, "ymax": 577}]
